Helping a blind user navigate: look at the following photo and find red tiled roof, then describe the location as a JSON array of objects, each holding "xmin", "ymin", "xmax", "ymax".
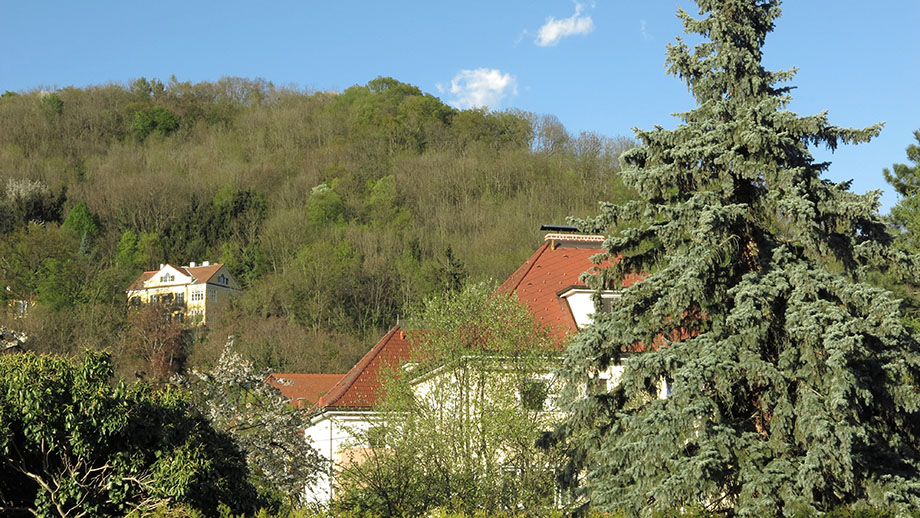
[
  {"xmin": 497, "ymin": 234, "xmax": 641, "ymax": 341},
  {"xmin": 316, "ymin": 326, "xmax": 412, "ymax": 409},
  {"xmin": 310, "ymin": 234, "xmax": 628, "ymax": 411},
  {"xmin": 266, "ymin": 373, "xmax": 344, "ymax": 409},
  {"xmin": 126, "ymin": 263, "xmax": 229, "ymax": 291},
  {"xmin": 127, "ymin": 271, "xmax": 157, "ymax": 291},
  {"xmin": 183, "ymin": 264, "xmax": 223, "ymax": 284}
]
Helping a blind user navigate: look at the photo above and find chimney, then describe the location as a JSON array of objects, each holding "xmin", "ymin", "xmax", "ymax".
[
  {"xmin": 189, "ymin": 262, "xmax": 196, "ymax": 268},
  {"xmin": 202, "ymin": 261, "xmax": 210, "ymax": 266},
  {"xmin": 159, "ymin": 264, "xmax": 164, "ymax": 269}
]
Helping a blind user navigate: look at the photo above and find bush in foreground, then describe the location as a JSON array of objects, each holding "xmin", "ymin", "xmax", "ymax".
[{"xmin": 0, "ymin": 350, "xmax": 259, "ymax": 516}]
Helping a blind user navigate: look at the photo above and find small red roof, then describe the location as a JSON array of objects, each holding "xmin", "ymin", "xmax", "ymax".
[
  {"xmin": 127, "ymin": 271, "xmax": 157, "ymax": 291},
  {"xmin": 315, "ymin": 326, "xmax": 411, "ymax": 409},
  {"xmin": 126, "ymin": 263, "xmax": 230, "ymax": 291},
  {"xmin": 184, "ymin": 264, "xmax": 224, "ymax": 284},
  {"xmin": 266, "ymin": 373, "xmax": 344, "ymax": 409}
]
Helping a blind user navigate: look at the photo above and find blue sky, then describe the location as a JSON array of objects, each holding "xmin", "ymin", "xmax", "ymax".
[{"xmin": 2, "ymin": 1, "xmax": 918, "ymax": 212}]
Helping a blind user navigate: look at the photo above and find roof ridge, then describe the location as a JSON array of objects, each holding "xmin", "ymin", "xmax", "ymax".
[
  {"xmin": 543, "ymin": 233, "xmax": 605, "ymax": 243},
  {"xmin": 496, "ymin": 242, "xmax": 550, "ymax": 295},
  {"xmin": 271, "ymin": 372, "xmax": 344, "ymax": 377},
  {"xmin": 318, "ymin": 325, "xmax": 402, "ymax": 408}
]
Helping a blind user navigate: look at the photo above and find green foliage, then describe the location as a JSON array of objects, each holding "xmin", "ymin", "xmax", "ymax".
[
  {"xmin": 0, "ymin": 74, "xmax": 635, "ymax": 378},
  {"xmin": 132, "ymin": 106, "xmax": 180, "ymax": 140},
  {"xmin": 62, "ymin": 200, "xmax": 100, "ymax": 240},
  {"xmin": 335, "ymin": 283, "xmax": 565, "ymax": 517},
  {"xmin": 0, "ymin": 350, "xmax": 258, "ymax": 516},
  {"xmin": 182, "ymin": 339, "xmax": 324, "ymax": 509},
  {"xmin": 555, "ymin": 1, "xmax": 920, "ymax": 517},
  {"xmin": 41, "ymin": 92, "xmax": 63, "ymax": 116},
  {"xmin": 884, "ymin": 129, "xmax": 920, "ymax": 251},
  {"xmin": 305, "ymin": 183, "xmax": 345, "ymax": 227},
  {"xmin": 116, "ymin": 230, "xmax": 148, "ymax": 271},
  {"xmin": 0, "ymin": 222, "xmax": 82, "ymax": 307},
  {"xmin": 875, "ymin": 131, "xmax": 920, "ymax": 327}
]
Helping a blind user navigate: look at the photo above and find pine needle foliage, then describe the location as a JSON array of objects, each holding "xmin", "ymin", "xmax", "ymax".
[{"xmin": 555, "ymin": 1, "xmax": 920, "ymax": 516}]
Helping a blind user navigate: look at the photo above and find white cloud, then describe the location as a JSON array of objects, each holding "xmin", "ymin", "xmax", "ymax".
[
  {"xmin": 535, "ymin": 2, "xmax": 594, "ymax": 47},
  {"xmin": 640, "ymin": 19, "xmax": 652, "ymax": 41},
  {"xmin": 440, "ymin": 68, "xmax": 518, "ymax": 110}
]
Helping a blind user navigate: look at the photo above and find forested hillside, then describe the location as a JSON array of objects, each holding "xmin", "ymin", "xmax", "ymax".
[{"xmin": 0, "ymin": 76, "xmax": 635, "ymax": 378}]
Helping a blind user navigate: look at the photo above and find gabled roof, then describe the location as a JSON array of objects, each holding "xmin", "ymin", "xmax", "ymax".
[
  {"xmin": 184, "ymin": 264, "xmax": 224, "ymax": 284},
  {"xmin": 497, "ymin": 234, "xmax": 606, "ymax": 339},
  {"xmin": 128, "ymin": 271, "xmax": 157, "ymax": 291},
  {"xmin": 266, "ymin": 373, "xmax": 344, "ymax": 409},
  {"xmin": 314, "ymin": 326, "xmax": 411, "ymax": 410},
  {"xmin": 307, "ymin": 233, "xmax": 623, "ymax": 412},
  {"xmin": 496, "ymin": 233, "xmax": 643, "ymax": 340},
  {"xmin": 126, "ymin": 263, "xmax": 236, "ymax": 291}
]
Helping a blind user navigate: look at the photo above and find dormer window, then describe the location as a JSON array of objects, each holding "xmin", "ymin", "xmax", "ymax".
[
  {"xmin": 159, "ymin": 273, "xmax": 175, "ymax": 283},
  {"xmin": 558, "ymin": 287, "xmax": 621, "ymax": 329}
]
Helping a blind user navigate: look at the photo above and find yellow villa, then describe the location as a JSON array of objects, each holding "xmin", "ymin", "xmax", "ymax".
[{"xmin": 126, "ymin": 262, "xmax": 240, "ymax": 325}]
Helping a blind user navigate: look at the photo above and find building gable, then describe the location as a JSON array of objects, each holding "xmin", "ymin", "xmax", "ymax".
[
  {"xmin": 142, "ymin": 264, "xmax": 192, "ymax": 289},
  {"xmin": 305, "ymin": 233, "xmax": 621, "ymax": 414}
]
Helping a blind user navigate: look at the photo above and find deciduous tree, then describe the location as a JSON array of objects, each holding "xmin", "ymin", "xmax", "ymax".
[
  {"xmin": 336, "ymin": 283, "xmax": 565, "ymax": 517},
  {"xmin": 182, "ymin": 339, "xmax": 325, "ymax": 509},
  {"xmin": 0, "ymin": 351, "xmax": 257, "ymax": 516}
]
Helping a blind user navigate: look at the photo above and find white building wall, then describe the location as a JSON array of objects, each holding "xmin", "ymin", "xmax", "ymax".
[{"xmin": 304, "ymin": 411, "xmax": 378, "ymax": 505}]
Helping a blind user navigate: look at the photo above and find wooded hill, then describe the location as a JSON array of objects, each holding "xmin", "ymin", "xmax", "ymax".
[{"xmin": 0, "ymin": 76, "xmax": 636, "ymax": 378}]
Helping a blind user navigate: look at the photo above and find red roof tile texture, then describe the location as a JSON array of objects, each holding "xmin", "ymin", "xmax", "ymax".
[
  {"xmin": 316, "ymin": 326, "xmax": 411, "ymax": 409},
  {"xmin": 265, "ymin": 373, "xmax": 344, "ymax": 409},
  {"xmin": 314, "ymin": 234, "xmax": 620, "ymax": 410},
  {"xmin": 497, "ymin": 239, "xmax": 605, "ymax": 340},
  {"xmin": 127, "ymin": 263, "xmax": 227, "ymax": 291}
]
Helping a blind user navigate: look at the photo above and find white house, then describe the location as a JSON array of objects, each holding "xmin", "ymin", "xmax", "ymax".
[
  {"xmin": 126, "ymin": 262, "xmax": 240, "ymax": 325},
  {"xmin": 270, "ymin": 232, "xmax": 644, "ymax": 504}
]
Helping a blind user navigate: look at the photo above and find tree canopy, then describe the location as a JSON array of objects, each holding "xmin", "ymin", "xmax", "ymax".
[
  {"xmin": 555, "ymin": 1, "xmax": 920, "ymax": 516},
  {"xmin": 183, "ymin": 339, "xmax": 325, "ymax": 509},
  {"xmin": 884, "ymin": 129, "xmax": 920, "ymax": 252},
  {"xmin": 0, "ymin": 75, "xmax": 635, "ymax": 379},
  {"xmin": 0, "ymin": 351, "xmax": 258, "ymax": 516},
  {"xmin": 335, "ymin": 283, "xmax": 565, "ymax": 517}
]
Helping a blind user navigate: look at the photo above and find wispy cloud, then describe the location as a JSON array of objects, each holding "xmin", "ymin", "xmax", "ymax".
[
  {"xmin": 437, "ymin": 69, "xmax": 518, "ymax": 110},
  {"xmin": 514, "ymin": 29, "xmax": 530, "ymax": 47},
  {"xmin": 535, "ymin": 2, "xmax": 594, "ymax": 47},
  {"xmin": 640, "ymin": 19, "xmax": 652, "ymax": 41}
]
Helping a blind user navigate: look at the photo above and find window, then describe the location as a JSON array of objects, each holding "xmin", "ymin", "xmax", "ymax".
[
  {"xmin": 176, "ymin": 292, "xmax": 184, "ymax": 304},
  {"xmin": 559, "ymin": 288, "xmax": 621, "ymax": 329},
  {"xmin": 218, "ymin": 274, "xmax": 228, "ymax": 285},
  {"xmin": 159, "ymin": 273, "xmax": 175, "ymax": 283},
  {"xmin": 191, "ymin": 290, "xmax": 204, "ymax": 302},
  {"xmin": 521, "ymin": 379, "xmax": 549, "ymax": 411}
]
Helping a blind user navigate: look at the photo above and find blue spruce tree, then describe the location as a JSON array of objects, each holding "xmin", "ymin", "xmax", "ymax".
[{"xmin": 556, "ymin": 1, "xmax": 920, "ymax": 515}]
